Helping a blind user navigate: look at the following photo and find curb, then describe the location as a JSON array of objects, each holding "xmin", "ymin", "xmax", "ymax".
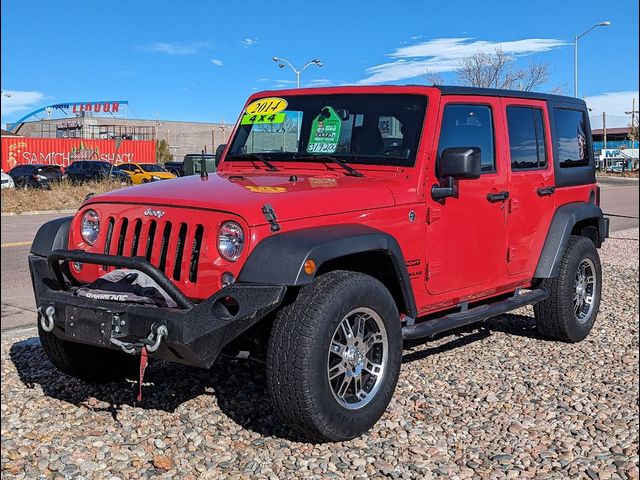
[{"xmin": 1, "ymin": 209, "xmax": 77, "ymax": 217}]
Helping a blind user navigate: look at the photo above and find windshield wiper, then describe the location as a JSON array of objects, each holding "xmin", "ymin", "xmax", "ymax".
[
  {"xmin": 294, "ymin": 155, "xmax": 363, "ymax": 177},
  {"xmin": 226, "ymin": 153, "xmax": 278, "ymax": 171}
]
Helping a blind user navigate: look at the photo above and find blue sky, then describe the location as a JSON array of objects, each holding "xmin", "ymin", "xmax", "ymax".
[{"xmin": 1, "ymin": 0, "xmax": 638, "ymax": 128}]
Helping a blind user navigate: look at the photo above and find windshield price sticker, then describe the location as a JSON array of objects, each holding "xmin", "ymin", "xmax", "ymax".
[
  {"xmin": 307, "ymin": 106, "xmax": 342, "ymax": 154},
  {"xmin": 245, "ymin": 97, "xmax": 288, "ymax": 115},
  {"xmin": 241, "ymin": 112, "xmax": 286, "ymax": 125}
]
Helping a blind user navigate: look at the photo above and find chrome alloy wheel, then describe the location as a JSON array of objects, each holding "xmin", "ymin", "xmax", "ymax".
[
  {"xmin": 574, "ymin": 258, "xmax": 597, "ymax": 323},
  {"xmin": 327, "ymin": 307, "xmax": 388, "ymax": 410}
]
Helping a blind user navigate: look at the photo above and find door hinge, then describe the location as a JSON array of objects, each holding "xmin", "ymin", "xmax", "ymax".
[
  {"xmin": 426, "ymin": 261, "xmax": 442, "ymax": 279},
  {"xmin": 427, "ymin": 206, "xmax": 442, "ymax": 225}
]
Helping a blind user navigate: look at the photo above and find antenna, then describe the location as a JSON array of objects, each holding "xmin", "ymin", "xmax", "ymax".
[{"xmin": 200, "ymin": 149, "xmax": 208, "ymax": 180}]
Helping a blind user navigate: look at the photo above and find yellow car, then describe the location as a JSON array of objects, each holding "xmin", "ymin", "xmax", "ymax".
[{"xmin": 118, "ymin": 163, "xmax": 176, "ymax": 185}]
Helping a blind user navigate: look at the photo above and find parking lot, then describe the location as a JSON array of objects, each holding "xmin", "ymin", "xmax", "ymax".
[{"xmin": 1, "ymin": 228, "xmax": 637, "ymax": 479}]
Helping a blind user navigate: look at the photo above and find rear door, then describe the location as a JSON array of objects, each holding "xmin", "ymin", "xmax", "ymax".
[
  {"xmin": 501, "ymin": 98, "xmax": 555, "ymax": 275},
  {"xmin": 426, "ymin": 96, "xmax": 510, "ymax": 295}
]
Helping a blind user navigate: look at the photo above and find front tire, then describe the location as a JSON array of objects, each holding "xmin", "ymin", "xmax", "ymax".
[
  {"xmin": 266, "ymin": 271, "xmax": 402, "ymax": 442},
  {"xmin": 38, "ymin": 323, "xmax": 138, "ymax": 383},
  {"xmin": 534, "ymin": 235, "xmax": 602, "ymax": 342}
]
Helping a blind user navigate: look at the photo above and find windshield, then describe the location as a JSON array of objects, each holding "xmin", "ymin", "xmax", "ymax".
[
  {"xmin": 227, "ymin": 94, "xmax": 427, "ymax": 167},
  {"xmin": 140, "ymin": 164, "xmax": 165, "ymax": 172}
]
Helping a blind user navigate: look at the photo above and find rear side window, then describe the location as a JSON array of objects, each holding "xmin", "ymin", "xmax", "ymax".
[
  {"xmin": 553, "ymin": 109, "xmax": 590, "ymax": 168},
  {"xmin": 506, "ymin": 106, "xmax": 547, "ymax": 170},
  {"xmin": 438, "ymin": 104, "xmax": 495, "ymax": 173}
]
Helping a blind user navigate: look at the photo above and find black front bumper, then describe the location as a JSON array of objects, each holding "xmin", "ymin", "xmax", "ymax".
[{"xmin": 29, "ymin": 251, "xmax": 286, "ymax": 368}]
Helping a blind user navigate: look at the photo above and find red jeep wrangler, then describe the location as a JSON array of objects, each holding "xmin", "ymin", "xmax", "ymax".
[{"xmin": 30, "ymin": 86, "xmax": 608, "ymax": 441}]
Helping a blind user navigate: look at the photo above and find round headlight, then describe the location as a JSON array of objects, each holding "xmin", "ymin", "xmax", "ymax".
[
  {"xmin": 217, "ymin": 221, "xmax": 244, "ymax": 261},
  {"xmin": 81, "ymin": 209, "xmax": 100, "ymax": 245}
]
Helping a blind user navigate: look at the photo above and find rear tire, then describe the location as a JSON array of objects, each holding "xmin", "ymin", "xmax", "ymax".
[
  {"xmin": 266, "ymin": 271, "xmax": 402, "ymax": 442},
  {"xmin": 534, "ymin": 235, "xmax": 602, "ymax": 342},
  {"xmin": 38, "ymin": 323, "xmax": 138, "ymax": 383}
]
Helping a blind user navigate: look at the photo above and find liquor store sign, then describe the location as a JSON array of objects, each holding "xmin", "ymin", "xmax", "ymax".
[{"xmin": 51, "ymin": 102, "xmax": 122, "ymax": 114}]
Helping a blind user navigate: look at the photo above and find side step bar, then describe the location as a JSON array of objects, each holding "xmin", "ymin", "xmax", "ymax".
[{"xmin": 402, "ymin": 288, "xmax": 548, "ymax": 340}]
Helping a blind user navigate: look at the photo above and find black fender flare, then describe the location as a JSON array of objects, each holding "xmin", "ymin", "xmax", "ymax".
[
  {"xmin": 534, "ymin": 202, "xmax": 607, "ymax": 278},
  {"xmin": 238, "ymin": 224, "xmax": 417, "ymax": 318},
  {"xmin": 30, "ymin": 216, "xmax": 73, "ymax": 257}
]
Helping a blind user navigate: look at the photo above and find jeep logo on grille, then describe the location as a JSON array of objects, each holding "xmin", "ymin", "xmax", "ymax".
[{"xmin": 143, "ymin": 208, "xmax": 165, "ymax": 219}]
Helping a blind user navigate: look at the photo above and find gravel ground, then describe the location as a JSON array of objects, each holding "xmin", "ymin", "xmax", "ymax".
[{"xmin": 2, "ymin": 229, "xmax": 638, "ymax": 479}]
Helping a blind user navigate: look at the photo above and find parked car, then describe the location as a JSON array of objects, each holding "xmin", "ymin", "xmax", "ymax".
[
  {"xmin": 1, "ymin": 170, "xmax": 14, "ymax": 189},
  {"xmin": 8, "ymin": 164, "xmax": 63, "ymax": 188},
  {"xmin": 118, "ymin": 162, "xmax": 176, "ymax": 184},
  {"xmin": 64, "ymin": 161, "xmax": 131, "ymax": 184},
  {"xmin": 164, "ymin": 150, "xmax": 224, "ymax": 177},
  {"xmin": 30, "ymin": 86, "xmax": 608, "ymax": 442},
  {"xmin": 163, "ymin": 160, "xmax": 184, "ymax": 177}
]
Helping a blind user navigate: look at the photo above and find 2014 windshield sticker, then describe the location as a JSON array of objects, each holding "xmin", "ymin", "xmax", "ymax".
[
  {"xmin": 245, "ymin": 97, "xmax": 288, "ymax": 115},
  {"xmin": 241, "ymin": 112, "xmax": 286, "ymax": 125},
  {"xmin": 307, "ymin": 106, "xmax": 342, "ymax": 154}
]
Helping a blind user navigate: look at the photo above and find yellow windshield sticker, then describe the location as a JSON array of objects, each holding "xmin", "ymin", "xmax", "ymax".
[
  {"xmin": 245, "ymin": 97, "xmax": 288, "ymax": 115},
  {"xmin": 241, "ymin": 112, "xmax": 286, "ymax": 125},
  {"xmin": 245, "ymin": 186, "xmax": 287, "ymax": 193}
]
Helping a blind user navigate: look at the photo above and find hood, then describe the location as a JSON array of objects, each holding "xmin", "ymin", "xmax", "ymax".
[{"xmin": 86, "ymin": 172, "xmax": 396, "ymax": 226}]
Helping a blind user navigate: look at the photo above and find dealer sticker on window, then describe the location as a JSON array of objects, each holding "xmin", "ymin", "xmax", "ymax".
[
  {"xmin": 241, "ymin": 112, "xmax": 286, "ymax": 125},
  {"xmin": 307, "ymin": 106, "xmax": 342, "ymax": 154},
  {"xmin": 245, "ymin": 97, "xmax": 288, "ymax": 115}
]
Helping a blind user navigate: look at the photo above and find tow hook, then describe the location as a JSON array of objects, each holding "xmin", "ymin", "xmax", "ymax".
[
  {"xmin": 38, "ymin": 305, "xmax": 56, "ymax": 332},
  {"xmin": 110, "ymin": 324, "xmax": 168, "ymax": 355}
]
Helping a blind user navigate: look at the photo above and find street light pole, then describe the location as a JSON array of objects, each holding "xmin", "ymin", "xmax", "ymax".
[
  {"xmin": 272, "ymin": 57, "xmax": 323, "ymax": 88},
  {"xmin": 574, "ymin": 21, "xmax": 611, "ymax": 97}
]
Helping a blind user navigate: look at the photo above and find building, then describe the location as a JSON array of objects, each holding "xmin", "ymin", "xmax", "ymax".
[
  {"xmin": 13, "ymin": 116, "xmax": 232, "ymax": 161},
  {"xmin": 591, "ymin": 127, "xmax": 639, "ymax": 171}
]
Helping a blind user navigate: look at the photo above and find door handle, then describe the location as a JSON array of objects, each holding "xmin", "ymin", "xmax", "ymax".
[
  {"xmin": 537, "ymin": 186, "xmax": 555, "ymax": 197},
  {"xmin": 487, "ymin": 191, "xmax": 510, "ymax": 202}
]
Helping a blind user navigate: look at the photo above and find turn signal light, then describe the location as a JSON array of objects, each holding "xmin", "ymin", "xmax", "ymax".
[{"xmin": 304, "ymin": 259, "xmax": 316, "ymax": 275}]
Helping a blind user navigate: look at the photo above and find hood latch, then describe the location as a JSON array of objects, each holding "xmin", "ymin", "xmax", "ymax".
[{"xmin": 262, "ymin": 204, "xmax": 281, "ymax": 232}]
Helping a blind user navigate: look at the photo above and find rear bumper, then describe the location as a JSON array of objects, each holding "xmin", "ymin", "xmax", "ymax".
[{"xmin": 29, "ymin": 252, "xmax": 285, "ymax": 368}]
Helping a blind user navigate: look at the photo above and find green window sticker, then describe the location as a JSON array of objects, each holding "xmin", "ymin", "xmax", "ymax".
[
  {"xmin": 307, "ymin": 106, "xmax": 342, "ymax": 154},
  {"xmin": 241, "ymin": 112, "xmax": 286, "ymax": 125}
]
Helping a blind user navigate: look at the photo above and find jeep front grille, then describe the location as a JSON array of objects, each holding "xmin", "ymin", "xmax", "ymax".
[{"xmin": 101, "ymin": 215, "xmax": 205, "ymax": 284}]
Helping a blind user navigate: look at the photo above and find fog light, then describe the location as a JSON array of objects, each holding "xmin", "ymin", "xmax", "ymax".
[
  {"xmin": 73, "ymin": 261, "xmax": 83, "ymax": 272},
  {"xmin": 221, "ymin": 272, "xmax": 236, "ymax": 287}
]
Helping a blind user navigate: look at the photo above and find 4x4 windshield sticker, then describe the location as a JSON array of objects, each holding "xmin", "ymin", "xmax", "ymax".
[
  {"xmin": 241, "ymin": 112, "xmax": 286, "ymax": 125},
  {"xmin": 245, "ymin": 97, "xmax": 288, "ymax": 115},
  {"xmin": 307, "ymin": 106, "xmax": 342, "ymax": 154}
]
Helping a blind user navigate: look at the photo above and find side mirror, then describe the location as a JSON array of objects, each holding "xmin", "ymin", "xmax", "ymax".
[
  {"xmin": 439, "ymin": 147, "xmax": 481, "ymax": 179},
  {"xmin": 215, "ymin": 143, "xmax": 227, "ymax": 166},
  {"xmin": 432, "ymin": 147, "xmax": 481, "ymax": 200}
]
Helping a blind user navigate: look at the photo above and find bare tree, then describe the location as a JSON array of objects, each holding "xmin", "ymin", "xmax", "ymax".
[
  {"xmin": 424, "ymin": 69, "xmax": 445, "ymax": 86},
  {"xmin": 455, "ymin": 47, "xmax": 552, "ymax": 92}
]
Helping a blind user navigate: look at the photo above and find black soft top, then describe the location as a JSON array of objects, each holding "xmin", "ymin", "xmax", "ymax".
[{"xmin": 434, "ymin": 85, "xmax": 585, "ymax": 106}]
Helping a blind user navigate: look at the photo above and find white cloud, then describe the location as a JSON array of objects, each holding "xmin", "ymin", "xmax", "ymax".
[
  {"xmin": 1, "ymin": 90, "xmax": 47, "ymax": 116},
  {"xmin": 359, "ymin": 37, "xmax": 568, "ymax": 85},
  {"xmin": 240, "ymin": 37, "xmax": 258, "ymax": 48},
  {"xmin": 144, "ymin": 40, "xmax": 213, "ymax": 55},
  {"xmin": 305, "ymin": 78, "xmax": 332, "ymax": 87},
  {"xmin": 210, "ymin": 58, "xmax": 223, "ymax": 67},
  {"xmin": 586, "ymin": 91, "xmax": 639, "ymax": 128}
]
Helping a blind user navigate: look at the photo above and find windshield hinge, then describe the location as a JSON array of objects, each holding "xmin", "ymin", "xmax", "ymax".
[{"xmin": 262, "ymin": 204, "xmax": 281, "ymax": 232}]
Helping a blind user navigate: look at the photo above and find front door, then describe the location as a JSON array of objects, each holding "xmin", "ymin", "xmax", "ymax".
[
  {"xmin": 501, "ymin": 99, "xmax": 556, "ymax": 276},
  {"xmin": 426, "ymin": 97, "xmax": 510, "ymax": 296}
]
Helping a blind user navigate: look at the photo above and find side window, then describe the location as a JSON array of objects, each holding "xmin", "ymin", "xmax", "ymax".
[
  {"xmin": 553, "ymin": 108, "xmax": 590, "ymax": 168},
  {"xmin": 438, "ymin": 104, "xmax": 495, "ymax": 173},
  {"xmin": 506, "ymin": 106, "xmax": 547, "ymax": 170}
]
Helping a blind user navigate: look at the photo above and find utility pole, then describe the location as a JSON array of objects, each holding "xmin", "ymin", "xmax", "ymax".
[{"xmin": 602, "ymin": 111, "xmax": 607, "ymax": 171}]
